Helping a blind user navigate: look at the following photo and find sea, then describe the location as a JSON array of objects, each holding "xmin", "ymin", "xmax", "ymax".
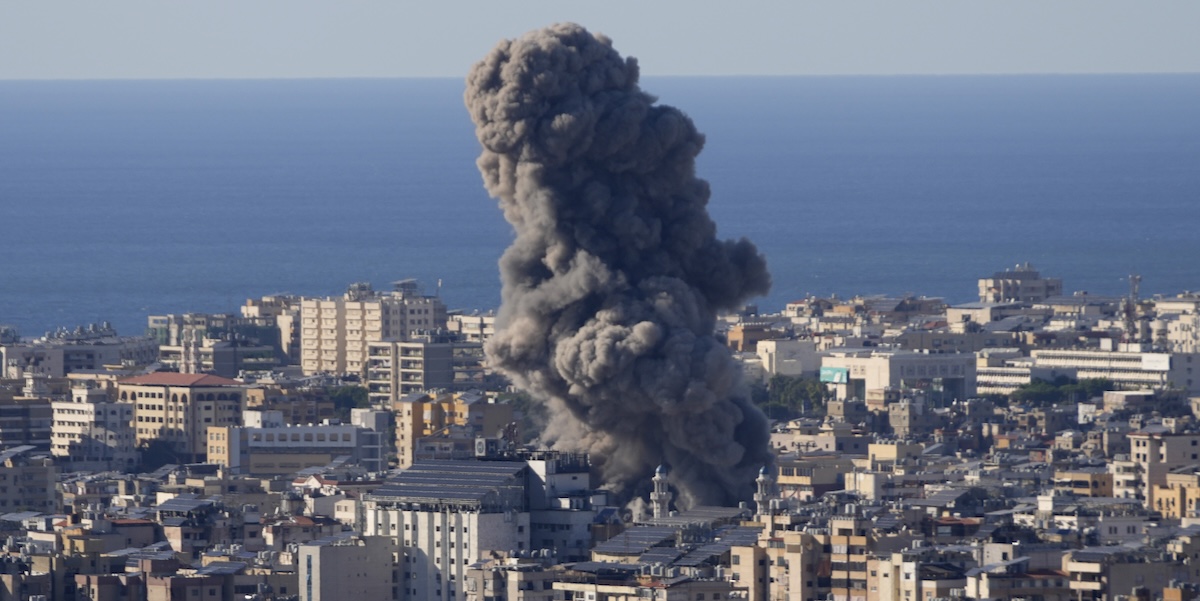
[{"xmin": 2, "ymin": 75, "xmax": 1199, "ymax": 339}]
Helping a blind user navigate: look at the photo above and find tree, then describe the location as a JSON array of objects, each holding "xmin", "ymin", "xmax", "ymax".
[
  {"xmin": 1010, "ymin": 377, "xmax": 1114, "ymax": 406},
  {"xmin": 329, "ymin": 385, "xmax": 369, "ymax": 421},
  {"xmin": 751, "ymin": 375, "xmax": 832, "ymax": 420}
]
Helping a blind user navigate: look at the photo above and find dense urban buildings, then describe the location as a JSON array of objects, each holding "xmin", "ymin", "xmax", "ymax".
[{"xmin": 1, "ymin": 271, "xmax": 1200, "ymax": 600}]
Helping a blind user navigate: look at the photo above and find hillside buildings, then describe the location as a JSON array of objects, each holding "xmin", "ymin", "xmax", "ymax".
[{"xmin": 7, "ymin": 268, "xmax": 1200, "ymax": 601}]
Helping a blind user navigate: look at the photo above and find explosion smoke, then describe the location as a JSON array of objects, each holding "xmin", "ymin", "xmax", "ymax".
[{"xmin": 465, "ymin": 23, "xmax": 772, "ymax": 508}]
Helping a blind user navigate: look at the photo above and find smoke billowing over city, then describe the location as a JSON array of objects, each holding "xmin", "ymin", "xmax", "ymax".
[{"xmin": 464, "ymin": 23, "xmax": 773, "ymax": 508}]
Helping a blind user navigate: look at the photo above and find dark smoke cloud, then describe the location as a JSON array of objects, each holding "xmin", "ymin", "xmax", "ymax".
[{"xmin": 465, "ymin": 23, "xmax": 772, "ymax": 508}]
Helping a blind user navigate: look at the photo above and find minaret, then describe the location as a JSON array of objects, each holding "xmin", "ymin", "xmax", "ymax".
[
  {"xmin": 651, "ymin": 464, "xmax": 672, "ymax": 519},
  {"xmin": 754, "ymin": 465, "xmax": 774, "ymax": 526}
]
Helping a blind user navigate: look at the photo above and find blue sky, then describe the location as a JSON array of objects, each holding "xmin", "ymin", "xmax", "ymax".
[{"xmin": 2, "ymin": 1, "xmax": 1198, "ymax": 79}]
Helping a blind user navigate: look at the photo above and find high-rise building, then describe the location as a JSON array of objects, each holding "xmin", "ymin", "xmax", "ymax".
[{"xmin": 300, "ymin": 280, "xmax": 448, "ymax": 377}]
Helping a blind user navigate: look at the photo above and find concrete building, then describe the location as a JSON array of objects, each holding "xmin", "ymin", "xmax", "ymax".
[
  {"xmin": 298, "ymin": 534, "xmax": 400, "ymax": 601},
  {"xmin": 0, "ymin": 445, "xmax": 58, "ymax": 513},
  {"xmin": 756, "ymin": 339, "xmax": 820, "ymax": 378},
  {"xmin": 156, "ymin": 336, "xmax": 279, "ymax": 378},
  {"xmin": 206, "ymin": 410, "xmax": 385, "ymax": 476},
  {"xmin": 363, "ymin": 452, "xmax": 598, "ymax": 601},
  {"xmin": 0, "ymin": 394, "xmax": 53, "ymax": 451},
  {"xmin": 148, "ymin": 311, "xmax": 285, "ymax": 375},
  {"xmin": 118, "ymin": 372, "xmax": 246, "ymax": 463},
  {"xmin": 300, "ymin": 280, "xmax": 448, "ymax": 376},
  {"xmin": 366, "ymin": 336, "xmax": 455, "ymax": 404},
  {"xmin": 1127, "ymin": 426, "xmax": 1200, "ymax": 508},
  {"xmin": 1, "ymin": 323, "xmax": 157, "ymax": 378},
  {"xmin": 51, "ymin": 382, "xmax": 136, "ymax": 472},
  {"xmin": 978, "ymin": 263, "xmax": 1063, "ymax": 304},
  {"xmin": 362, "ymin": 459, "xmax": 533, "ymax": 601},
  {"xmin": 393, "ymin": 391, "xmax": 514, "ymax": 468},
  {"xmin": 820, "ymin": 349, "xmax": 976, "ymax": 403},
  {"xmin": 241, "ymin": 294, "xmax": 303, "ymax": 363},
  {"xmin": 447, "ymin": 312, "xmax": 496, "ymax": 344},
  {"xmin": 1031, "ymin": 349, "xmax": 1200, "ymax": 393}
]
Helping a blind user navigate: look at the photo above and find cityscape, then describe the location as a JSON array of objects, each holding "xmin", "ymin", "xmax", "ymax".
[
  {"xmin": 1, "ymin": 262, "xmax": 1200, "ymax": 600},
  {"xmin": 4, "ymin": 5, "xmax": 1199, "ymax": 601}
]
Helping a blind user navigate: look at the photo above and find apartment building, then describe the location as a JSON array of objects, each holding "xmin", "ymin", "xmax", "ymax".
[
  {"xmin": 0, "ymin": 445, "xmax": 58, "ymax": 513},
  {"xmin": 1127, "ymin": 426, "xmax": 1200, "ymax": 508},
  {"xmin": 365, "ymin": 335, "xmax": 457, "ymax": 405},
  {"xmin": 393, "ymin": 391, "xmax": 514, "ymax": 468},
  {"xmin": 1, "ymin": 323, "xmax": 157, "ymax": 378},
  {"xmin": 298, "ymin": 534, "xmax": 400, "ymax": 601},
  {"xmin": 117, "ymin": 372, "xmax": 245, "ymax": 463},
  {"xmin": 51, "ymin": 382, "xmax": 136, "ymax": 472},
  {"xmin": 300, "ymin": 280, "xmax": 448, "ymax": 376},
  {"xmin": 362, "ymin": 459, "xmax": 533, "ymax": 601},
  {"xmin": 241, "ymin": 294, "xmax": 303, "ymax": 362},
  {"xmin": 978, "ymin": 263, "xmax": 1063, "ymax": 304}
]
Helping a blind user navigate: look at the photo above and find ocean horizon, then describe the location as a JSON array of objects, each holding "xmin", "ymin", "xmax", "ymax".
[{"xmin": 2, "ymin": 74, "xmax": 1199, "ymax": 338}]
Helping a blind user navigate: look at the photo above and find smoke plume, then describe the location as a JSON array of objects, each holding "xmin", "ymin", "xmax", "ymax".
[{"xmin": 465, "ymin": 23, "xmax": 772, "ymax": 508}]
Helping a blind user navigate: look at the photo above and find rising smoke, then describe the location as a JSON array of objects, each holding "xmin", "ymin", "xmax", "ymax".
[{"xmin": 465, "ymin": 23, "xmax": 772, "ymax": 508}]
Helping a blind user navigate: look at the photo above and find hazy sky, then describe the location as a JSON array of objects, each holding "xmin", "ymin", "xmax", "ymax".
[{"xmin": 2, "ymin": 1, "xmax": 1198, "ymax": 79}]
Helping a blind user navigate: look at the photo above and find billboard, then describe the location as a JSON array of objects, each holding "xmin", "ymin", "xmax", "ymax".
[{"xmin": 820, "ymin": 367, "xmax": 849, "ymax": 384}]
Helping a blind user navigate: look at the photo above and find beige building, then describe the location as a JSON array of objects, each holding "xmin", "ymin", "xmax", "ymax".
[
  {"xmin": 1151, "ymin": 468, "xmax": 1200, "ymax": 519},
  {"xmin": 393, "ymin": 391, "xmax": 514, "ymax": 468},
  {"xmin": 298, "ymin": 534, "xmax": 400, "ymax": 601},
  {"xmin": 756, "ymin": 339, "xmax": 820, "ymax": 378},
  {"xmin": 118, "ymin": 372, "xmax": 245, "ymax": 463},
  {"xmin": 1053, "ymin": 468, "xmax": 1114, "ymax": 498},
  {"xmin": 1, "ymin": 324, "xmax": 158, "ymax": 378},
  {"xmin": 1128, "ymin": 427, "xmax": 1200, "ymax": 508},
  {"xmin": 300, "ymin": 280, "xmax": 448, "ymax": 376},
  {"xmin": 447, "ymin": 312, "xmax": 496, "ymax": 344},
  {"xmin": 241, "ymin": 293, "xmax": 303, "ymax": 362},
  {"xmin": 51, "ymin": 382, "xmax": 136, "ymax": 472},
  {"xmin": 0, "ymin": 445, "xmax": 58, "ymax": 513},
  {"xmin": 207, "ymin": 410, "xmax": 385, "ymax": 476},
  {"xmin": 978, "ymin": 262, "xmax": 1063, "ymax": 304}
]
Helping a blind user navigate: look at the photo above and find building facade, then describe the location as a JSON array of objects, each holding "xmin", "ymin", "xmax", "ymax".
[
  {"xmin": 117, "ymin": 373, "xmax": 245, "ymax": 463},
  {"xmin": 51, "ymin": 383, "xmax": 136, "ymax": 472},
  {"xmin": 300, "ymin": 280, "xmax": 448, "ymax": 376}
]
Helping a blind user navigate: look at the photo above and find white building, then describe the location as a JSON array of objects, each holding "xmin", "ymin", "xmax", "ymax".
[
  {"xmin": 50, "ymin": 383, "xmax": 136, "ymax": 472},
  {"xmin": 362, "ymin": 452, "xmax": 599, "ymax": 601},
  {"xmin": 820, "ymin": 349, "xmax": 976, "ymax": 402},
  {"xmin": 756, "ymin": 339, "xmax": 819, "ymax": 378},
  {"xmin": 1031, "ymin": 348, "xmax": 1200, "ymax": 393},
  {"xmin": 363, "ymin": 459, "xmax": 532, "ymax": 601}
]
